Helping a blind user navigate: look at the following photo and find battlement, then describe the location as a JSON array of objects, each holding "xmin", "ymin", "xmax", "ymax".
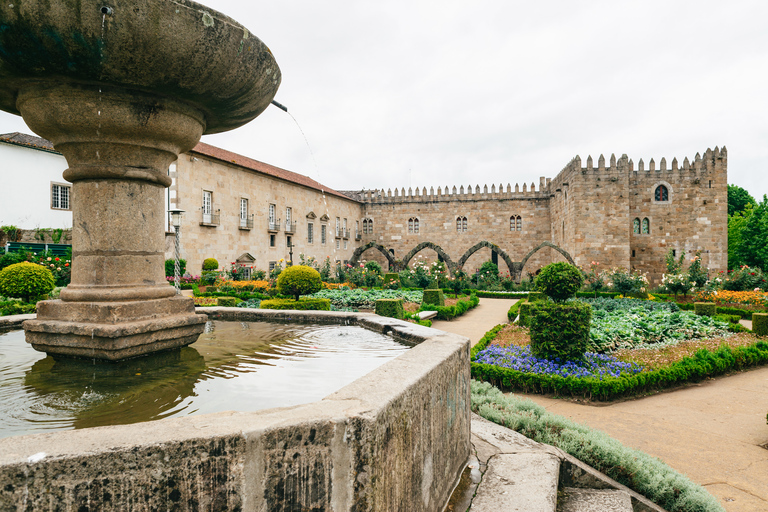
[
  {"xmin": 354, "ymin": 178, "xmax": 552, "ymax": 204},
  {"xmin": 555, "ymin": 146, "xmax": 727, "ymax": 184}
]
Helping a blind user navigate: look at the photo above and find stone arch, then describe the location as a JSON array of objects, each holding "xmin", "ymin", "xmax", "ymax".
[
  {"xmin": 518, "ymin": 242, "xmax": 575, "ymax": 280},
  {"xmin": 349, "ymin": 241, "xmax": 397, "ymax": 270},
  {"xmin": 456, "ymin": 241, "xmax": 515, "ymax": 275},
  {"xmin": 401, "ymin": 241, "xmax": 455, "ymax": 274}
]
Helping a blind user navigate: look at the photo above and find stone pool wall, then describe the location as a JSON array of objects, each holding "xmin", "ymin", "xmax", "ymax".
[{"xmin": 0, "ymin": 309, "xmax": 471, "ymax": 511}]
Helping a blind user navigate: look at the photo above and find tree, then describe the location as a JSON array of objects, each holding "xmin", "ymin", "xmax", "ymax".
[
  {"xmin": 736, "ymin": 195, "xmax": 768, "ymax": 270},
  {"xmin": 728, "ymin": 184, "xmax": 756, "ymax": 217},
  {"xmin": 276, "ymin": 265, "xmax": 322, "ymax": 301},
  {"xmin": 535, "ymin": 262, "xmax": 584, "ymax": 303}
]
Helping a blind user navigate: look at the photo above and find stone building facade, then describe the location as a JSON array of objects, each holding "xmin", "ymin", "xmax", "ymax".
[{"xmin": 2, "ymin": 132, "xmax": 727, "ymax": 283}]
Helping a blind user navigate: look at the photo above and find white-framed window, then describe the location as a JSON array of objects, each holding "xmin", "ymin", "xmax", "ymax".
[
  {"xmin": 344, "ymin": 240, "xmax": 348, "ymax": 250},
  {"xmin": 269, "ymin": 203, "xmax": 277, "ymax": 229},
  {"xmin": 307, "ymin": 222, "xmax": 314, "ymax": 243},
  {"xmin": 336, "ymin": 239, "xmax": 340, "ymax": 249},
  {"xmin": 456, "ymin": 216, "xmax": 468, "ymax": 232},
  {"xmin": 408, "ymin": 217, "xmax": 419, "ymax": 234},
  {"xmin": 336, "ymin": 217, "xmax": 341, "ymax": 236},
  {"xmin": 202, "ymin": 190, "xmax": 213, "ymax": 222},
  {"xmin": 51, "ymin": 183, "xmax": 71, "ymax": 210},
  {"xmin": 286, "ymin": 207, "xmax": 292, "ymax": 229},
  {"xmin": 343, "ymin": 218, "xmax": 347, "ymax": 236},
  {"xmin": 269, "ymin": 261, "xmax": 277, "ymax": 272},
  {"xmin": 240, "ymin": 198, "xmax": 249, "ymax": 227},
  {"xmin": 321, "ymin": 224, "xmax": 327, "ymax": 244}
]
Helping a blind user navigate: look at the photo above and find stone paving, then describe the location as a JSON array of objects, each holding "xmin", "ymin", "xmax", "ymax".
[{"xmin": 437, "ymin": 298, "xmax": 768, "ymax": 512}]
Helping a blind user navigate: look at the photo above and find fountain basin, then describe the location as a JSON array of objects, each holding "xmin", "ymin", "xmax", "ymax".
[{"xmin": 0, "ymin": 309, "xmax": 471, "ymax": 511}]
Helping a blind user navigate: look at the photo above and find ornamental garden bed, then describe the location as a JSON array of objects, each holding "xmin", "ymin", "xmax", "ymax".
[{"xmin": 471, "ymin": 297, "xmax": 768, "ymax": 402}]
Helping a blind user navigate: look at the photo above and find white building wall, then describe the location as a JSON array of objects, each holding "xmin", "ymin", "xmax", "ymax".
[{"xmin": 0, "ymin": 142, "xmax": 72, "ymax": 229}]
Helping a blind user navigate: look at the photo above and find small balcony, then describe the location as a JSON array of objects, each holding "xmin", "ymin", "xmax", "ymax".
[
  {"xmin": 355, "ymin": 230, "xmax": 362, "ymax": 240},
  {"xmin": 342, "ymin": 228, "xmax": 349, "ymax": 239},
  {"xmin": 285, "ymin": 221, "xmax": 296, "ymax": 234},
  {"xmin": 268, "ymin": 218, "xmax": 281, "ymax": 232},
  {"xmin": 239, "ymin": 214, "xmax": 254, "ymax": 230},
  {"xmin": 200, "ymin": 209, "xmax": 220, "ymax": 227}
]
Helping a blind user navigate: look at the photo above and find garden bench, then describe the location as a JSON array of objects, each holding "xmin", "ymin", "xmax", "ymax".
[{"xmin": 418, "ymin": 310, "xmax": 438, "ymax": 320}]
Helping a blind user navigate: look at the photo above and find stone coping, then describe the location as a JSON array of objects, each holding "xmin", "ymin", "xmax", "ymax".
[{"xmin": 0, "ymin": 309, "xmax": 472, "ymax": 511}]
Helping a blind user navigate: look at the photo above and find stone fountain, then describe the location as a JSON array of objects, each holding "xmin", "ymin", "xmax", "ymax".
[{"xmin": 0, "ymin": 0, "xmax": 280, "ymax": 360}]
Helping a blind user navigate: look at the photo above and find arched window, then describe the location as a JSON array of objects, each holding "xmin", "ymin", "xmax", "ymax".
[
  {"xmin": 642, "ymin": 218, "xmax": 650, "ymax": 234},
  {"xmin": 457, "ymin": 216, "xmax": 467, "ymax": 233},
  {"xmin": 510, "ymin": 215, "xmax": 522, "ymax": 232},
  {"xmin": 408, "ymin": 217, "xmax": 419, "ymax": 234},
  {"xmin": 633, "ymin": 218, "xmax": 640, "ymax": 234},
  {"xmin": 362, "ymin": 218, "xmax": 373, "ymax": 234},
  {"xmin": 655, "ymin": 185, "xmax": 668, "ymax": 202}
]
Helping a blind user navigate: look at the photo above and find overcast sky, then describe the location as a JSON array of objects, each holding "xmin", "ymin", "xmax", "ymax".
[{"xmin": 1, "ymin": 0, "xmax": 766, "ymax": 200}]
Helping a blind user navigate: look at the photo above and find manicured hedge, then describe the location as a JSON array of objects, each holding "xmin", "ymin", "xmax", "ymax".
[
  {"xmin": 507, "ymin": 300, "xmax": 523, "ymax": 321},
  {"xmin": 422, "ymin": 289, "xmax": 446, "ymax": 307},
  {"xmin": 464, "ymin": 290, "xmax": 529, "ymax": 298},
  {"xmin": 260, "ymin": 298, "xmax": 331, "ymax": 311},
  {"xmin": 529, "ymin": 301, "xmax": 592, "ymax": 362},
  {"xmin": 527, "ymin": 291, "xmax": 547, "ymax": 302},
  {"xmin": 216, "ymin": 296, "xmax": 238, "ymax": 307},
  {"xmin": 471, "ymin": 324, "xmax": 768, "ymax": 401},
  {"xmin": 694, "ymin": 302, "xmax": 716, "ymax": 316},
  {"xmin": 518, "ymin": 301, "xmax": 535, "ymax": 326},
  {"xmin": 754, "ymin": 313, "xmax": 768, "ymax": 336},
  {"xmin": 375, "ymin": 299, "xmax": 404, "ymax": 319},
  {"xmin": 574, "ymin": 291, "xmax": 620, "ymax": 299},
  {"xmin": 420, "ymin": 293, "xmax": 479, "ymax": 320}
]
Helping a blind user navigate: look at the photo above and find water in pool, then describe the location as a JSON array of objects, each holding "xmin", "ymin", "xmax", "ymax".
[{"xmin": 0, "ymin": 321, "xmax": 411, "ymax": 439}]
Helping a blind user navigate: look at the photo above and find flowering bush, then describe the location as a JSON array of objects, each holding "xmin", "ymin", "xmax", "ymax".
[
  {"xmin": 217, "ymin": 279, "xmax": 271, "ymax": 292},
  {"xmin": 605, "ymin": 267, "xmax": 648, "ymax": 297},
  {"xmin": 322, "ymin": 282, "xmax": 355, "ymax": 290},
  {"xmin": 193, "ymin": 296, "xmax": 218, "ymax": 306},
  {"xmin": 687, "ymin": 252, "xmax": 708, "ymax": 288},
  {"xmin": 721, "ymin": 265, "xmax": 767, "ymax": 291},
  {"xmin": 661, "ymin": 272, "xmax": 693, "ymax": 299},
  {"xmin": 583, "ymin": 261, "xmax": 605, "ymax": 296},
  {"xmin": 24, "ymin": 252, "xmax": 71, "ymax": 287},
  {"xmin": 473, "ymin": 344, "xmax": 644, "ymax": 380},
  {"xmin": 695, "ymin": 289, "xmax": 768, "ymax": 306},
  {"xmin": 346, "ymin": 261, "xmax": 384, "ymax": 288}
]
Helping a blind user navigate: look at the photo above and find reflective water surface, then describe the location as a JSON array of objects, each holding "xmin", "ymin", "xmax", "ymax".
[{"xmin": 0, "ymin": 321, "xmax": 410, "ymax": 439}]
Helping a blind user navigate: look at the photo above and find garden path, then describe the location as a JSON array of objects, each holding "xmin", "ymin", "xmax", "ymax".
[
  {"xmin": 430, "ymin": 298, "xmax": 518, "ymax": 345},
  {"xmin": 435, "ymin": 298, "xmax": 768, "ymax": 512}
]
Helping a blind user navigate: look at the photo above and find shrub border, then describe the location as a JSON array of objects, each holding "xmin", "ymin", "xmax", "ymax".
[
  {"xmin": 471, "ymin": 324, "xmax": 768, "ymax": 401},
  {"xmin": 420, "ymin": 293, "xmax": 479, "ymax": 320}
]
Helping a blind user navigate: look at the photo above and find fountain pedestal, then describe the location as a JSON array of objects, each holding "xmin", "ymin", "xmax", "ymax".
[{"xmin": 0, "ymin": 0, "xmax": 281, "ymax": 360}]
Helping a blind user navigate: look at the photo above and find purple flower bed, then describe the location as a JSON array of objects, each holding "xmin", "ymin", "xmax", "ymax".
[{"xmin": 473, "ymin": 344, "xmax": 644, "ymax": 379}]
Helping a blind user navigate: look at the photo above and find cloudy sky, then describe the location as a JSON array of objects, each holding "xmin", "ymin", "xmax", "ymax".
[{"xmin": 1, "ymin": 0, "xmax": 766, "ymax": 200}]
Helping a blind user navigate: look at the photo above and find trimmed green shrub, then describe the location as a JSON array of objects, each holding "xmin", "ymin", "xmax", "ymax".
[
  {"xmin": 694, "ymin": 302, "xmax": 716, "ymax": 316},
  {"xmin": 507, "ymin": 300, "xmax": 523, "ymax": 321},
  {"xmin": 527, "ymin": 291, "xmax": 547, "ymax": 302},
  {"xmin": 534, "ymin": 262, "xmax": 584, "ymax": 303},
  {"xmin": 383, "ymin": 273, "xmax": 400, "ymax": 288},
  {"xmin": 206, "ymin": 285, "xmax": 218, "ymax": 293},
  {"xmin": 0, "ymin": 300, "xmax": 37, "ymax": 316},
  {"xmin": 529, "ymin": 301, "xmax": 592, "ymax": 362},
  {"xmin": 164, "ymin": 258, "xmax": 187, "ymax": 277},
  {"xmin": 713, "ymin": 313, "xmax": 741, "ymax": 324},
  {"xmin": 260, "ymin": 298, "xmax": 331, "ymax": 311},
  {"xmin": 518, "ymin": 301, "xmax": 534, "ymax": 326},
  {"xmin": 0, "ymin": 262, "xmax": 55, "ymax": 302},
  {"xmin": 202, "ymin": 258, "xmax": 219, "ymax": 271},
  {"xmin": 375, "ymin": 298, "xmax": 404, "ymax": 319},
  {"xmin": 216, "ymin": 296, "xmax": 237, "ymax": 307},
  {"xmin": 753, "ymin": 313, "xmax": 768, "ymax": 336},
  {"xmin": 0, "ymin": 251, "xmax": 24, "ymax": 271},
  {"xmin": 277, "ymin": 265, "xmax": 323, "ymax": 301},
  {"xmin": 716, "ymin": 306, "xmax": 758, "ymax": 319},
  {"xmin": 201, "ymin": 270, "xmax": 219, "ymax": 285},
  {"xmin": 422, "ymin": 289, "xmax": 445, "ymax": 307},
  {"xmin": 420, "ymin": 293, "xmax": 479, "ymax": 320}
]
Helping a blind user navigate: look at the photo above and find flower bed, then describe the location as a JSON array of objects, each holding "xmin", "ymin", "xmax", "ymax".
[
  {"xmin": 308, "ymin": 288, "xmax": 423, "ymax": 309},
  {"xmin": 696, "ymin": 289, "xmax": 768, "ymax": 307}
]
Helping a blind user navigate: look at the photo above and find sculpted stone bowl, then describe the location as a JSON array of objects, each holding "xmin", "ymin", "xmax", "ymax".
[{"xmin": 0, "ymin": 0, "xmax": 281, "ymax": 360}]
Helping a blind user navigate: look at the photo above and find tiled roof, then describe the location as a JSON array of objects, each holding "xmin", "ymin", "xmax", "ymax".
[
  {"xmin": 191, "ymin": 142, "xmax": 358, "ymax": 203},
  {"xmin": 0, "ymin": 132, "xmax": 58, "ymax": 153}
]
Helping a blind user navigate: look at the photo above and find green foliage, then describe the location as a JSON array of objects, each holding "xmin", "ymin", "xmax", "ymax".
[
  {"xmin": 422, "ymin": 289, "xmax": 445, "ymax": 307},
  {"xmin": 420, "ymin": 293, "xmax": 479, "ymax": 320},
  {"xmin": 0, "ymin": 225, "xmax": 20, "ymax": 242},
  {"xmin": 319, "ymin": 257, "xmax": 332, "ymax": 281},
  {"xmin": 216, "ymin": 296, "xmax": 240, "ymax": 307},
  {"xmin": 605, "ymin": 267, "xmax": 649, "ymax": 297},
  {"xmin": 309, "ymin": 288, "xmax": 423, "ymax": 309},
  {"xmin": 164, "ymin": 258, "xmax": 187, "ymax": 277},
  {"xmin": 51, "ymin": 228, "xmax": 65, "ymax": 244},
  {"xmin": 529, "ymin": 301, "xmax": 592, "ymax": 361},
  {"xmin": 713, "ymin": 313, "xmax": 741, "ymax": 324},
  {"xmin": 471, "ymin": 381, "xmax": 725, "ymax": 512},
  {"xmin": 0, "ymin": 251, "xmax": 24, "ymax": 270},
  {"xmin": 518, "ymin": 301, "xmax": 534, "ymax": 326},
  {"xmin": 260, "ymin": 298, "xmax": 331, "ymax": 311},
  {"xmin": 364, "ymin": 260, "xmax": 382, "ymax": 274},
  {"xmin": 507, "ymin": 300, "xmax": 523, "ymax": 321},
  {"xmin": 382, "ymin": 272, "xmax": 400, "ymax": 289},
  {"xmin": 735, "ymin": 195, "xmax": 768, "ymax": 270},
  {"xmin": 0, "ymin": 262, "xmax": 55, "ymax": 302},
  {"xmin": 471, "ymin": 323, "xmax": 768, "ymax": 403},
  {"xmin": 375, "ymin": 298, "xmax": 404, "ymax": 319},
  {"xmin": 753, "ymin": 313, "xmax": 768, "ymax": 336},
  {"xmin": 665, "ymin": 249, "xmax": 686, "ymax": 273},
  {"xmin": 202, "ymin": 258, "xmax": 219, "ymax": 271},
  {"xmin": 687, "ymin": 252, "xmax": 708, "ymax": 288},
  {"xmin": 236, "ymin": 298, "xmax": 262, "ymax": 309},
  {"xmin": 527, "ymin": 291, "xmax": 547, "ymax": 302},
  {"xmin": 447, "ymin": 269, "xmax": 469, "ymax": 295},
  {"xmin": 721, "ymin": 265, "xmax": 766, "ymax": 291},
  {"xmin": 534, "ymin": 262, "xmax": 584, "ymax": 303},
  {"xmin": 0, "ymin": 299, "xmax": 37, "ymax": 316},
  {"xmin": 468, "ymin": 290, "xmax": 529, "ymax": 299},
  {"xmin": 694, "ymin": 302, "xmax": 716, "ymax": 316},
  {"xmin": 728, "ymin": 211, "xmax": 749, "ymax": 269},
  {"xmin": 276, "ymin": 265, "xmax": 323, "ymax": 301},
  {"xmin": 728, "ymin": 184, "xmax": 756, "ymax": 217},
  {"xmin": 201, "ymin": 270, "xmax": 219, "ymax": 285}
]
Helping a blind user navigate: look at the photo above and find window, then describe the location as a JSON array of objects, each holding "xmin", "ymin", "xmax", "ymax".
[
  {"xmin": 286, "ymin": 207, "xmax": 292, "ymax": 229},
  {"xmin": 269, "ymin": 261, "xmax": 277, "ymax": 272},
  {"xmin": 286, "ymin": 235, "xmax": 292, "ymax": 247},
  {"xmin": 336, "ymin": 217, "xmax": 341, "ymax": 237},
  {"xmin": 269, "ymin": 204, "xmax": 277, "ymax": 229},
  {"xmin": 51, "ymin": 183, "xmax": 71, "ymax": 210},
  {"xmin": 344, "ymin": 240, "xmax": 348, "ymax": 250},
  {"xmin": 202, "ymin": 190, "xmax": 213, "ymax": 223},
  {"xmin": 240, "ymin": 198, "xmax": 249, "ymax": 228},
  {"xmin": 321, "ymin": 224, "xmax": 327, "ymax": 244},
  {"xmin": 307, "ymin": 222, "xmax": 314, "ymax": 243},
  {"xmin": 343, "ymin": 218, "xmax": 347, "ymax": 236},
  {"xmin": 632, "ymin": 250, "xmax": 636, "ymax": 258},
  {"xmin": 456, "ymin": 216, "xmax": 467, "ymax": 232},
  {"xmin": 269, "ymin": 234, "xmax": 276, "ymax": 247},
  {"xmin": 363, "ymin": 218, "xmax": 373, "ymax": 234},
  {"xmin": 336, "ymin": 239, "xmax": 340, "ymax": 249},
  {"xmin": 642, "ymin": 218, "xmax": 650, "ymax": 234},
  {"xmin": 510, "ymin": 215, "xmax": 521, "ymax": 232},
  {"xmin": 655, "ymin": 185, "xmax": 668, "ymax": 202},
  {"xmin": 242, "ymin": 266, "xmax": 252, "ymax": 280},
  {"xmin": 633, "ymin": 218, "xmax": 640, "ymax": 234},
  {"xmin": 408, "ymin": 217, "xmax": 419, "ymax": 234}
]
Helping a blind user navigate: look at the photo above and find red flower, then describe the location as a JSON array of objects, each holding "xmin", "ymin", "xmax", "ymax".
[{"xmin": 65, "ymin": 263, "xmax": 70, "ymax": 267}]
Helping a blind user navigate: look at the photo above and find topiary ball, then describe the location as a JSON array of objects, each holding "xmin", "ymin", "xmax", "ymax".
[
  {"xmin": 535, "ymin": 262, "xmax": 584, "ymax": 303},
  {"xmin": 0, "ymin": 261, "xmax": 55, "ymax": 302},
  {"xmin": 277, "ymin": 265, "xmax": 322, "ymax": 301},
  {"xmin": 202, "ymin": 257, "xmax": 219, "ymax": 271}
]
